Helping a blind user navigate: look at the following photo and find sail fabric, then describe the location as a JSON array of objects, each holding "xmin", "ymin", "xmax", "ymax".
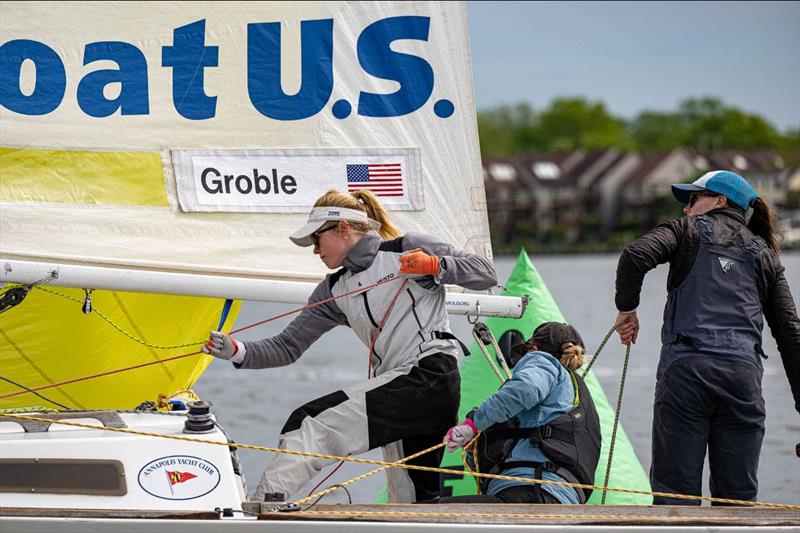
[
  {"xmin": 442, "ymin": 250, "xmax": 652, "ymax": 504},
  {"xmin": 0, "ymin": 287, "xmax": 240, "ymax": 410},
  {"xmin": 0, "ymin": 2, "xmax": 490, "ymax": 282}
]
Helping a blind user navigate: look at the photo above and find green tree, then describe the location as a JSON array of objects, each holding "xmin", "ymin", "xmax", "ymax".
[
  {"xmin": 630, "ymin": 111, "xmax": 690, "ymax": 152},
  {"xmin": 477, "ymin": 103, "xmax": 538, "ymax": 156},
  {"xmin": 537, "ymin": 97, "xmax": 629, "ymax": 151}
]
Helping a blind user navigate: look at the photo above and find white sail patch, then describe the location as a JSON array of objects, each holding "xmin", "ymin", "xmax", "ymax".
[
  {"xmin": 172, "ymin": 148, "xmax": 422, "ymax": 213},
  {"xmin": 718, "ymin": 256, "xmax": 734, "ymax": 273}
]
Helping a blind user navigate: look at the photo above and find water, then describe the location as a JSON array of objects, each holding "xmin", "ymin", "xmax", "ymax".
[{"xmin": 194, "ymin": 251, "xmax": 800, "ymax": 505}]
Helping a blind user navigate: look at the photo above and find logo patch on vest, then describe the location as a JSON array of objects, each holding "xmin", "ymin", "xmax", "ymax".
[{"xmin": 718, "ymin": 257, "xmax": 734, "ymax": 273}]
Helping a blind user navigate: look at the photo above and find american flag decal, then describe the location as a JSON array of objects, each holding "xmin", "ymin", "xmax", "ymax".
[{"xmin": 346, "ymin": 163, "xmax": 404, "ymax": 197}]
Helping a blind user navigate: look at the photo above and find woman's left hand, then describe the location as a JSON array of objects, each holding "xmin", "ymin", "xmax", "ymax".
[{"xmin": 400, "ymin": 249, "xmax": 440, "ymax": 276}]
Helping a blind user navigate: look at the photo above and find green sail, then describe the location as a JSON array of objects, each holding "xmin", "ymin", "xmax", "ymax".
[{"xmin": 440, "ymin": 249, "xmax": 652, "ymax": 504}]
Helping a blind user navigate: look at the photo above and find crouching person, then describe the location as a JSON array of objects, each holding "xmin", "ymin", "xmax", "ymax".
[{"xmin": 442, "ymin": 322, "xmax": 601, "ymax": 504}]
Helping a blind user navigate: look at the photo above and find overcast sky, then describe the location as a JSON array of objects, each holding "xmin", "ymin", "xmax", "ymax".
[{"xmin": 467, "ymin": 1, "xmax": 800, "ymax": 132}]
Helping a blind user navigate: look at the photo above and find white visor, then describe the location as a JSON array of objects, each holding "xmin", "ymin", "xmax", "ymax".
[{"xmin": 290, "ymin": 206, "xmax": 381, "ymax": 247}]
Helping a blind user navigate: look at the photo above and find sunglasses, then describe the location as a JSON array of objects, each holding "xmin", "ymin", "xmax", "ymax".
[
  {"xmin": 688, "ymin": 191, "xmax": 720, "ymax": 207},
  {"xmin": 310, "ymin": 224, "xmax": 338, "ymax": 247}
]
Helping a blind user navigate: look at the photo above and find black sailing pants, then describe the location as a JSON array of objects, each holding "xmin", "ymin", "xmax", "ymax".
[{"xmin": 651, "ymin": 355, "xmax": 765, "ymax": 505}]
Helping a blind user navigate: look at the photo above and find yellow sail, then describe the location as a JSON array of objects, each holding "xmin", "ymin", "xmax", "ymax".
[
  {"xmin": 0, "ymin": 288, "xmax": 240, "ymax": 410},
  {"xmin": 0, "ymin": 147, "xmax": 241, "ymax": 409}
]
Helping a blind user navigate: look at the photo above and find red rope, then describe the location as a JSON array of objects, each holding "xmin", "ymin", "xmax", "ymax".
[
  {"xmin": 307, "ymin": 459, "xmax": 345, "ymax": 497},
  {"xmin": 0, "ymin": 276, "xmax": 404, "ymax": 401},
  {"xmin": 306, "ymin": 278, "xmax": 409, "ymax": 497},
  {"xmin": 367, "ymin": 279, "xmax": 409, "ymax": 378},
  {"xmin": 0, "ymin": 351, "xmax": 200, "ymax": 400}
]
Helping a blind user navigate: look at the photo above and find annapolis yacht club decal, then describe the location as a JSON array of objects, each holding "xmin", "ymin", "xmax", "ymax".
[{"xmin": 138, "ymin": 455, "xmax": 221, "ymax": 500}]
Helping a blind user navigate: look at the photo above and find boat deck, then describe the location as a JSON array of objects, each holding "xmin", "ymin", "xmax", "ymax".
[
  {"xmin": 3, "ymin": 503, "xmax": 797, "ymax": 528},
  {"xmin": 255, "ymin": 502, "xmax": 800, "ymax": 527}
]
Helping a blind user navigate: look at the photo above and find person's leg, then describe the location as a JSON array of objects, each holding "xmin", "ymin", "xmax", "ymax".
[
  {"xmin": 707, "ymin": 360, "xmax": 765, "ymax": 505},
  {"xmin": 255, "ymin": 354, "xmax": 459, "ymax": 502},
  {"xmin": 253, "ymin": 387, "xmax": 370, "ymax": 501},
  {"xmin": 399, "ymin": 432, "xmax": 448, "ymax": 502},
  {"xmin": 367, "ymin": 353, "xmax": 460, "ymax": 502},
  {"xmin": 650, "ymin": 357, "xmax": 712, "ymax": 505},
  {"xmin": 254, "ymin": 364, "xmax": 416, "ymax": 500}
]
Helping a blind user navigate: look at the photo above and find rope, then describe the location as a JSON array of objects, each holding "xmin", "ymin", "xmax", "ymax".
[
  {"xmin": 601, "ymin": 342, "xmax": 631, "ymax": 504},
  {"xmin": 473, "ymin": 330, "xmax": 506, "ymax": 383},
  {"xmin": 0, "ymin": 277, "xmax": 404, "ymax": 402},
  {"xmin": 580, "ymin": 322, "xmax": 620, "ymax": 378},
  {"xmin": 267, "ymin": 509, "xmax": 780, "ymax": 523},
  {"xmin": 228, "ymin": 277, "xmax": 403, "ymax": 336},
  {"xmin": 0, "ymin": 350, "xmax": 200, "ymax": 400},
  {"xmin": 3, "ymin": 413, "xmax": 798, "ymax": 510},
  {"xmin": 34, "ymin": 286, "xmax": 199, "ymax": 349},
  {"xmin": 295, "ymin": 440, "xmax": 447, "ymax": 507},
  {"xmin": 0, "ymin": 376, "xmax": 72, "ymax": 410},
  {"xmin": 367, "ymin": 279, "xmax": 409, "ymax": 378},
  {"xmin": 303, "ymin": 277, "xmax": 410, "ymax": 498}
]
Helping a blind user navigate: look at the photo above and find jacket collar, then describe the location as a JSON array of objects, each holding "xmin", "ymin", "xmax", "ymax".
[
  {"xmin": 342, "ymin": 232, "xmax": 381, "ymax": 273},
  {"xmin": 707, "ymin": 206, "xmax": 746, "ymax": 225}
]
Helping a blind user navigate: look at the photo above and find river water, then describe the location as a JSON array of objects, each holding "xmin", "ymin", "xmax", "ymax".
[{"xmin": 194, "ymin": 251, "xmax": 800, "ymax": 505}]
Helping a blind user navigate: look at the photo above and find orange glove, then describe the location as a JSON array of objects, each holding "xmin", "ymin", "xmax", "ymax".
[{"xmin": 400, "ymin": 249, "xmax": 440, "ymax": 276}]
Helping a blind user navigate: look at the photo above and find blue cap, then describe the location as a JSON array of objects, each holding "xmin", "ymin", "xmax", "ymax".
[{"xmin": 671, "ymin": 170, "xmax": 758, "ymax": 211}]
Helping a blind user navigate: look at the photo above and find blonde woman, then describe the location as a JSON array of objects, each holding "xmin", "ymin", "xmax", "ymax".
[
  {"xmin": 203, "ymin": 189, "xmax": 497, "ymax": 503},
  {"xmin": 443, "ymin": 322, "xmax": 601, "ymax": 504}
]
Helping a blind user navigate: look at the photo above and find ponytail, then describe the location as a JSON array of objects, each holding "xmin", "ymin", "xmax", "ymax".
[
  {"xmin": 559, "ymin": 342, "xmax": 585, "ymax": 372},
  {"xmin": 313, "ymin": 189, "xmax": 402, "ymax": 241},
  {"xmin": 350, "ymin": 190, "xmax": 402, "ymax": 240},
  {"xmin": 747, "ymin": 197, "xmax": 781, "ymax": 254}
]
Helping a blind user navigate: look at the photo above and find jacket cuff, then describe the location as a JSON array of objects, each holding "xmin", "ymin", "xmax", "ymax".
[{"xmin": 231, "ymin": 341, "xmax": 247, "ymax": 364}]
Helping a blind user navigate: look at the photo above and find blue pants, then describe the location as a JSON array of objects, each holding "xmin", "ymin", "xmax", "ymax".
[{"xmin": 651, "ymin": 355, "xmax": 765, "ymax": 505}]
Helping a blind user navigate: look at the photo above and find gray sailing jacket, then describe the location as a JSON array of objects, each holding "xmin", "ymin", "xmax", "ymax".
[{"xmin": 237, "ymin": 232, "xmax": 497, "ymax": 374}]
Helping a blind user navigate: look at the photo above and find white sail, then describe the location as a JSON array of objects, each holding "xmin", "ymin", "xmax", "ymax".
[{"xmin": 1, "ymin": 1, "xmax": 494, "ymax": 285}]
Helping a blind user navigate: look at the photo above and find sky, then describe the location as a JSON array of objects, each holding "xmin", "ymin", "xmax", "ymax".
[{"xmin": 467, "ymin": 1, "xmax": 800, "ymax": 132}]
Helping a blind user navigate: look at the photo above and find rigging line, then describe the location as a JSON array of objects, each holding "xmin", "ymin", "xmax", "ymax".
[
  {"xmin": 268, "ymin": 510, "xmax": 777, "ymax": 523},
  {"xmin": 33, "ymin": 286, "xmax": 198, "ymax": 349},
  {"xmin": 306, "ymin": 460, "xmax": 345, "ymax": 498},
  {"xmin": 0, "ymin": 277, "xmax": 406, "ymax": 400},
  {"xmin": 228, "ymin": 276, "xmax": 403, "ymax": 336},
  {"xmin": 601, "ymin": 342, "xmax": 632, "ymax": 504},
  {"xmin": 367, "ymin": 278, "xmax": 409, "ymax": 378},
  {"xmin": 303, "ymin": 279, "xmax": 411, "ymax": 501},
  {"xmin": 0, "ymin": 375, "xmax": 72, "ymax": 411},
  {"xmin": 295, "ymin": 435, "xmax": 446, "ymax": 507},
  {"xmin": 580, "ymin": 322, "xmax": 621, "ymax": 378},
  {"xmin": 0, "ymin": 350, "xmax": 200, "ymax": 400},
  {"xmin": 3, "ymin": 413, "xmax": 798, "ymax": 510}
]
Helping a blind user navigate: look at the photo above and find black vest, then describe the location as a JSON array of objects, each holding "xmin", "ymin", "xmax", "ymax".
[
  {"xmin": 472, "ymin": 371, "xmax": 601, "ymax": 503},
  {"xmin": 659, "ymin": 216, "xmax": 767, "ymax": 378}
]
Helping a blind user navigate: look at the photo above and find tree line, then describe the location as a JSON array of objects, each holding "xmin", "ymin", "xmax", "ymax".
[{"xmin": 478, "ymin": 96, "xmax": 799, "ymax": 160}]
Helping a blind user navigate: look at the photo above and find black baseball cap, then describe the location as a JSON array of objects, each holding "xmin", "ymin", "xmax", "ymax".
[{"xmin": 511, "ymin": 322, "xmax": 584, "ymax": 361}]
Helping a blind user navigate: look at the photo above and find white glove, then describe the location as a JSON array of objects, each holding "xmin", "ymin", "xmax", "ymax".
[
  {"xmin": 443, "ymin": 419, "xmax": 478, "ymax": 452},
  {"xmin": 201, "ymin": 331, "xmax": 239, "ymax": 360}
]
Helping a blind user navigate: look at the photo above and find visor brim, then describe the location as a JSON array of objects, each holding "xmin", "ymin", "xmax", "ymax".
[
  {"xmin": 671, "ymin": 183, "xmax": 706, "ymax": 205},
  {"xmin": 289, "ymin": 220, "xmax": 329, "ymax": 247}
]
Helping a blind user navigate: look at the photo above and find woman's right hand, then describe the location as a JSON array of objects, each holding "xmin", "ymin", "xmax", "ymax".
[
  {"xmin": 615, "ymin": 310, "xmax": 639, "ymax": 345},
  {"xmin": 201, "ymin": 331, "xmax": 239, "ymax": 360},
  {"xmin": 443, "ymin": 419, "xmax": 478, "ymax": 452}
]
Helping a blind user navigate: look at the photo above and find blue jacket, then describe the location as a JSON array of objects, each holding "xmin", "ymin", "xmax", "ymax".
[{"xmin": 470, "ymin": 351, "xmax": 580, "ymax": 503}]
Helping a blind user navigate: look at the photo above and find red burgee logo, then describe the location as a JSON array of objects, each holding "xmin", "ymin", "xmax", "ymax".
[{"xmin": 167, "ymin": 470, "xmax": 197, "ymax": 486}]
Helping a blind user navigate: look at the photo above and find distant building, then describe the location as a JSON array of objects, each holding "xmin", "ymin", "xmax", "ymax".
[{"xmin": 482, "ymin": 148, "xmax": 799, "ymax": 248}]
